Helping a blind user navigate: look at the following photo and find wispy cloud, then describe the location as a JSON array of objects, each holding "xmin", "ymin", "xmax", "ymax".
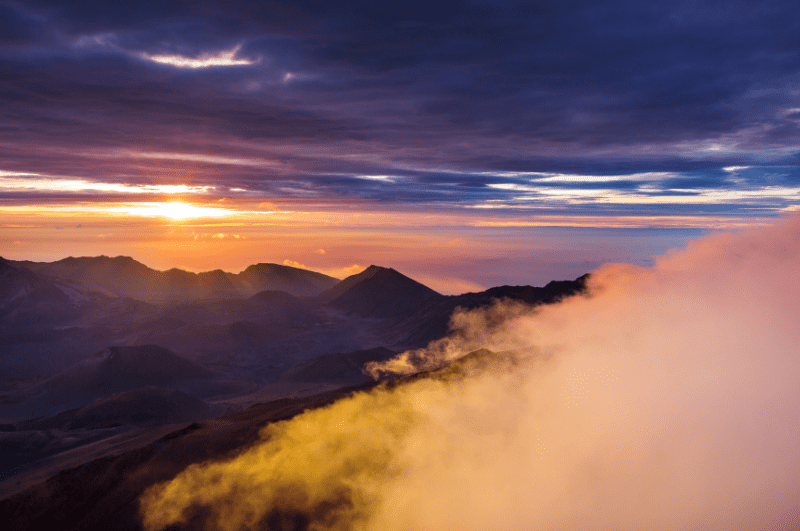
[
  {"xmin": 140, "ymin": 44, "xmax": 257, "ymax": 69},
  {"xmin": 0, "ymin": 172, "xmax": 214, "ymax": 195}
]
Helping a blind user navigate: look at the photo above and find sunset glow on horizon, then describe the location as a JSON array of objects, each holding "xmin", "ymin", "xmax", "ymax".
[
  {"xmin": 104, "ymin": 201, "xmax": 239, "ymax": 221},
  {"xmin": 2, "ymin": 0, "xmax": 799, "ymax": 288}
]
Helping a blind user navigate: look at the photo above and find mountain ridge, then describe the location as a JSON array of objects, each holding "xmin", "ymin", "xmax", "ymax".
[{"xmin": 11, "ymin": 256, "xmax": 339, "ymax": 300}]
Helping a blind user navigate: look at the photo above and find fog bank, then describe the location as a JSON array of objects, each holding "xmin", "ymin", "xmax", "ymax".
[{"xmin": 141, "ymin": 214, "xmax": 800, "ymax": 531}]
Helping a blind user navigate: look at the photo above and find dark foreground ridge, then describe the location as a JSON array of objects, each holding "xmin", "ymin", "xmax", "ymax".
[
  {"xmin": 0, "ymin": 349, "xmax": 514, "ymax": 531},
  {"xmin": 0, "ymin": 382, "xmax": 378, "ymax": 531}
]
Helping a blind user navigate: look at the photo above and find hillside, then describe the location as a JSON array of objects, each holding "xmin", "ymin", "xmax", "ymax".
[
  {"xmin": 3, "ymin": 346, "xmax": 215, "ymax": 421},
  {"xmin": 0, "ymin": 350, "xmax": 507, "ymax": 530}
]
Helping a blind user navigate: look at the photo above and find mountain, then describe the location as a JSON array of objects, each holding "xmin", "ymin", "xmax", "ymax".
[
  {"xmin": 0, "ymin": 257, "xmax": 92, "ymax": 329},
  {"xmin": 14, "ymin": 256, "xmax": 339, "ymax": 300},
  {"xmin": 0, "ymin": 383, "xmax": 378, "ymax": 530},
  {"xmin": 319, "ymin": 265, "xmax": 443, "ymax": 318},
  {"xmin": 14, "ymin": 387, "xmax": 213, "ymax": 431},
  {"xmin": 4, "ymin": 346, "xmax": 215, "ymax": 420},
  {"xmin": 237, "ymin": 263, "xmax": 338, "ymax": 297},
  {"xmin": 284, "ymin": 347, "xmax": 397, "ymax": 384},
  {"xmin": 0, "ymin": 257, "xmax": 594, "ymax": 524},
  {"xmin": 15, "ymin": 256, "xmax": 157, "ymax": 298}
]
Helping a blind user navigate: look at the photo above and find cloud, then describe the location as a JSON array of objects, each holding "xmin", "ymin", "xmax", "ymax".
[
  {"xmin": 139, "ymin": 44, "xmax": 258, "ymax": 69},
  {"xmin": 282, "ymin": 259, "xmax": 308, "ymax": 270},
  {"xmin": 0, "ymin": 173, "xmax": 214, "ymax": 195},
  {"xmin": 399, "ymin": 272, "xmax": 485, "ymax": 296},
  {"xmin": 140, "ymin": 213, "xmax": 800, "ymax": 530},
  {"xmin": 5, "ymin": 1, "xmax": 800, "ymax": 213},
  {"xmin": 317, "ymin": 264, "xmax": 366, "ymax": 279},
  {"xmin": 4, "ymin": 0, "xmax": 800, "ymax": 226}
]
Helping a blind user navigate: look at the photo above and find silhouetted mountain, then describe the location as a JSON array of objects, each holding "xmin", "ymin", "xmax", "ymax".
[
  {"xmin": 161, "ymin": 290, "xmax": 309, "ymax": 327},
  {"xmin": 248, "ymin": 289, "xmax": 300, "ymax": 304},
  {"xmin": 15, "ymin": 256, "xmax": 338, "ymax": 300},
  {"xmin": 16, "ymin": 256, "xmax": 154, "ymax": 297},
  {"xmin": 319, "ymin": 265, "xmax": 442, "ymax": 318}
]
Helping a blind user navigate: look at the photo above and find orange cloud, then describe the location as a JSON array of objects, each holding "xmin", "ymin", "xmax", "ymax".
[{"xmin": 282, "ymin": 259, "xmax": 308, "ymax": 270}]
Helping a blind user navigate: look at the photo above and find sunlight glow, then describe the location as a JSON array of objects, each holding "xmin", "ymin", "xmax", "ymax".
[{"xmin": 106, "ymin": 202, "xmax": 233, "ymax": 220}]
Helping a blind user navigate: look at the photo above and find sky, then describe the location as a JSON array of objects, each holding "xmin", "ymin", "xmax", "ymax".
[{"xmin": 1, "ymin": 0, "xmax": 799, "ymax": 292}]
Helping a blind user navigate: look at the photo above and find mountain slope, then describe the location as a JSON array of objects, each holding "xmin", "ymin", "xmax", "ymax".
[
  {"xmin": 0, "ymin": 350, "xmax": 506, "ymax": 530},
  {"xmin": 15, "ymin": 387, "xmax": 213, "ymax": 431},
  {"xmin": 0, "ymin": 383, "xmax": 378, "ymax": 530},
  {"xmin": 284, "ymin": 347, "xmax": 397, "ymax": 384},
  {"xmin": 6, "ymin": 346, "xmax": 215, "ymax": 419}
]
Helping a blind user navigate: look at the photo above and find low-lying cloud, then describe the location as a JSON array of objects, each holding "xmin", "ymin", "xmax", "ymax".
[{"xmin": 141, "ymin": 214, "xmax": 800, "ymax": 530}]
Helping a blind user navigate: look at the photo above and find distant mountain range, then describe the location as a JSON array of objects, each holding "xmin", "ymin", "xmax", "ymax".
[
  {"xmin": 12, "ymin": 256, "xmax": 338, "ymax": 300},
  {"xmin": 0, "ymin": 254, "xmax": 588, "ymax": 515}
]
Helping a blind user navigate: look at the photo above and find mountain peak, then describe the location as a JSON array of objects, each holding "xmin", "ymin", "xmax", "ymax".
[{"xmin": 319, "ymin": 265, "xmax": 441, "ymax": 318}]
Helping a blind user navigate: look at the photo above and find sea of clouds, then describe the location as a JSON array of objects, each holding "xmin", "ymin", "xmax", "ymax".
[{"xmin": 141, "ymin": 214, "xmax": 800, "ymax": 531}]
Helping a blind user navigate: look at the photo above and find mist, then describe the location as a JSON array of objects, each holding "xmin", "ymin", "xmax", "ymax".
[{"xmin": 141, "ymin": 214, "xmax": 800, "ymax": 531}]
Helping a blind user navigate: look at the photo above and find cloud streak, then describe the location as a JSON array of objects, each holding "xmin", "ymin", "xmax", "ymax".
[{"xmin": 140, "ymin": 44, "xmax": 257, "ymax": 69}]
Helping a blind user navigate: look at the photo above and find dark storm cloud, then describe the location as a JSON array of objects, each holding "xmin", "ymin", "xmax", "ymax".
[{"xmin": 2, "ymin": 0, "xmax": 800, "ymax": 217}]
